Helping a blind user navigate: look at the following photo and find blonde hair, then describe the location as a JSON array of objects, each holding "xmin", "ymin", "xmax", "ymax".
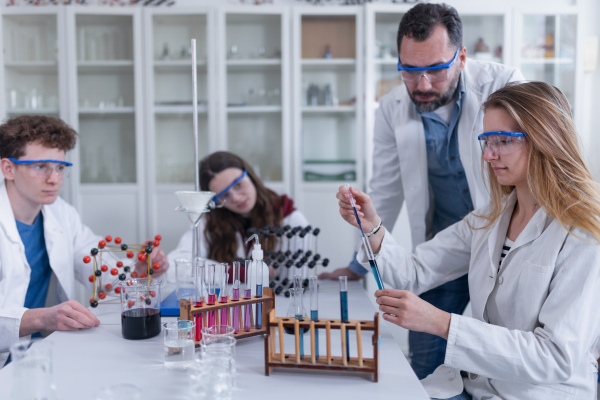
[{"xmin": 478, "ymin": 81, "xmax": 600, "ymax": 242}]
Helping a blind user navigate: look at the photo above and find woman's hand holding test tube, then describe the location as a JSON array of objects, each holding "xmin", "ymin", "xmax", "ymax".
[{"xmin": 336, "ymin": 185, "xmax": 385, "ymax": 253}]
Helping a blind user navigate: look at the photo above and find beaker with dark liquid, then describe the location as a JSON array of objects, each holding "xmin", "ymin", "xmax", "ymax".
[{"xmin": 118, "ymin": 277, "xmax": 163, "ymax": 340}]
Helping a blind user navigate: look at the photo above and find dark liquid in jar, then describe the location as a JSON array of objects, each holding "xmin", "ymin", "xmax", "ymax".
[{"xmin": 121, "ymin": 308, "xmax": 161, "ymax": 340}]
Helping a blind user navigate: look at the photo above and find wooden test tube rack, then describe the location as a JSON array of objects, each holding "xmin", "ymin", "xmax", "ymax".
[
  {"xmin": 179, "ymin": 287, "xmax": 275, "ymax": 343},
  {"xmin": 264, "ymin": 310, "xmax": 380, "ymax": 382}
]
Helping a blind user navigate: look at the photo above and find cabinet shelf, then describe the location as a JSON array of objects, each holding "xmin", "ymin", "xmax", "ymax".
[
  {"xmin": 302, "ymin": 58, "xmax": 355, "ymax": 71},
  {"xmin": 373, "ymin": 58, "xmax": 398, "ymax": 66},
  {"xmin": 4, "ymin": 61, "xmax": 58, "ymax": 74},
  {"xmin": 78, "ymin": 107, "xmax": 135, "ymax": 115},
  {"xmin": 77, "ymin": 60, "xmax": 134, "ymax": 73},
  {"xmin": 302, "ymin": 106, "xmax": 355, "ymax": 113},
  {"xmin": 227, "ymin": 105, "xmax": 282, "ymax": 114},
  {"xmin": 153, "ymin": 59, "xmax": 207, "ymax": 72},
  {"xmin": 520, "ymin": 57, "xmax": 575, "ymax": 65},
  {"xmin": 7, "ymin": 108, "xmax": 59, "ymax": 115},
  {"xmin": 154, "ymin": 105, "xmax": 208, "ymax": 114}
]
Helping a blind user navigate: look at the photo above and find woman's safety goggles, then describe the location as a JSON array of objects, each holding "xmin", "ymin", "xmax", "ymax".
[
  {"xmin": 477, "ymin": 132, "xmax": 528, "ymax": 155},
  {"xmin": 212, "ymin": 170, "xmax": 248, "ymax": 207}
]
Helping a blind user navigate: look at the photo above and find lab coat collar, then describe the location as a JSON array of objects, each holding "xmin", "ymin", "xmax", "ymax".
[{"xmin": 486, "ymin": 191, "xmax": 549, "ymax": 274}]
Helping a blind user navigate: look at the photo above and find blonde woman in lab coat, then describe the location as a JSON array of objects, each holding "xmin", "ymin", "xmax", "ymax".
[{"xmin": 337, "ymin": 81, "xmax": 600, "ymax": 400}]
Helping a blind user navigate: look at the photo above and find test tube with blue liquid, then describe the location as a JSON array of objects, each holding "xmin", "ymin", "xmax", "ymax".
[
  {"xmin": 219, "ymin": 263, "xmax": 229, "ymax": 328},
  {"xmin": 309, "ymin": 275, "xmax": 319, "ymax": 360},
  {"xmin": 231, "ymin": 261, "xmax": 241, "ymax": 333},
  {"xmin": 339, "ymin": 276, "xmax": 350, "ymax": 361},
  {"xmin": 206, "ymin": 263, "xmax": 216, "ymax": 328},
  {"xmin": 345, "ymin": 183, "xmax": 385, "ymax": 290},
  {"xmin": 243, "ymin": 260, "xmax": 252, "ymax": 332},
  {"xmin": 294, "ymin": 275, "xmax": 305, "ymax": 359}
]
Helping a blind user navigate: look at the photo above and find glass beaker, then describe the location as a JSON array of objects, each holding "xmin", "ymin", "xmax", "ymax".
[
  {"xmin": 163, "ymin": 320, "xmax": 196, "ymax": 370},
  {"xmin": 118, "ymin": 277, "xmax": 162, "ymax": 340},
  {"xmin": 10, "ymin": 339, "xmax": 57, "ymax": 400},
  {"xmin": 175, "ymin": 258, "xmax": 202, "ymax": 300}
]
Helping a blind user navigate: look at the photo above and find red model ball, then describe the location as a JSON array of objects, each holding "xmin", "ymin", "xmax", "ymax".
[
  {"xmin": 88, "ymin": 275, "xmax": 95, "ymax": 282},
  {"xmin": 116, "ymin": 261, "xmax": 123, "ymax": 268},
  {"xmin": 98, "ymin": 292, "xmax": 106, "ymax": 300},
  {"xmin": 155, "ymin": 235, "xmax": 162, "ymax": 241},
  {"xmin": 110, "ymin": 268, "xmax": 118, "ymax": 276},
  {"xmin": 126, "ymin": 251, "xmax": 134, "ymax": 258},
  {"xmin": 105, "ymin": 284, "xmax": 112, "ymax": 290},
  {"xmin": 114, "ymin": 287, "xmax": 121, "ymax": 294},
  {"xmin": 137, "ymin": 254, "xmax": 146, "ymax": 262},
  {"xmin": 98, "ymin": 240, "xmax": 106, "ymax": 248},
  {"xmin": 101, "ymin": 265, "xmax": 108, "ymax": 272},
  {"xmin": 105, "ymin": 235, "xmax": 112, "ymax": 242},
  {"xmin": 127, "ymin": 300, "xmax": 135, "ymax": 308},
  {"xmin": 153, "ymin": 262, "xmax": 160, "ymax": 270},
  {"xmin": 131, "ymin": 271, "xmax": 138, "ymax": 278},
  {"xmin": 115, "ymin": 237, "xmax": 122, "ymax": 244},
  {"xmin": 152, "ymin": 240, "xmax": 160, "ymax": 247},
  {"xmin": 150, "ymin": 291, "xmax": 156, "ymax": 297},
  {"xmin": 83, "ymin": 256, "xmax": 91, "ymax": 264},
  {"xmin": 140, "ymin": 273, "xmax": 147, "ymax": 278}
]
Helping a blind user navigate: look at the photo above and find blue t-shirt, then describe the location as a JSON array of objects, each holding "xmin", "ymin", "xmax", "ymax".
[{"xmin": 16, "ymin": 213, "xmax": 52, "ymax": 310}]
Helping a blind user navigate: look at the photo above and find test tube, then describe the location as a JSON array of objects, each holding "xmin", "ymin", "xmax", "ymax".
[
  {"xmin": 231, "ymin": 261, "xmax": 241, "ymax": 333},
  {"xmin": 294, "ymin": 274, "xmax": 304, "ymax": 359},
  {"xmin": 194, "ymin": 257, "xmax": 205, "ymax": 342},
  {"xmin": 255, "ymin": 259, "xmax": 264, "ymax": 330},
  {"xmin": 243, "ymin": 260, "xmax": 252, "ymax": 332},
  {"xmin": 339, "ymin": 276, "xmax": 350, "ymax": 361},
  {"xmin": 309, "ymin": 275, "xmax": 319, "ymax": 360},
  {"xmin": 206, "ymin": 263, "xmax": 216, "ymax": 328},
  {"xmin": 219, "ymin": 263, "xmax": 229, "ymax": 327}
]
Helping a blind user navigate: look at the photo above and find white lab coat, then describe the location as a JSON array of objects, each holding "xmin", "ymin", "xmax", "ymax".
[
  {"xmin": 0, "ymin": 180, "xmax": 100, "ymax": 365},
  {"xmin": 359, "ymin": 191, "xmax": 600, "ymax": 399},
  {"xmin": 370, "ymin": 60, "xmax": 525, "ymax": 248},
  {"xmin": 167, "ymin": 210, "xmax": 310, "ymax": 280}
]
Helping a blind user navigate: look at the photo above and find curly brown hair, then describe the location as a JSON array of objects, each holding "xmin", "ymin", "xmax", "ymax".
[
  {"xmin": 200, "ymin": 151, "xmax": 285, "ymax": 263},
  {"xmin": 0, "ymin": 115, "xmax": 77, "ymax": 159}
]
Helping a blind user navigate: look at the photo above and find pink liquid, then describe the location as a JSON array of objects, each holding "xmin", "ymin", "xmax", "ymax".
[
  {"xmin": 194, "ymin": 300, "xmax": 203, "ymax": 341},
  {"xmin": 207, "ymin": 294, "xmax": 216, "ymax": 328},
  {"xmin": 219, "ymin": 296, "xmax": 228, "ymax": 325},
  {"xmin": 232, "ymin": 288, "xmax": 240, "ymax": 333},
  {"xmin": 243, "ymin": 289, "xmax": 252, "ymax": 331}
]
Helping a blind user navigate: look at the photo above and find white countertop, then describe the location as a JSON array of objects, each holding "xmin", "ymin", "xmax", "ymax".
[{"xmin": 0, "ymin": 280, "xmax": 428, "ymax": 400}]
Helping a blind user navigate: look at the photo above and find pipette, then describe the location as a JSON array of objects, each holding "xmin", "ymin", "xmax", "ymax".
[{"xmin": 344, "ymin": 183, "xmax": 385, "ymax": 290}]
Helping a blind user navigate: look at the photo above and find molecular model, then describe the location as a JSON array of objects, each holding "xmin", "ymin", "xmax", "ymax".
[
  {"xmin": 83, "ymin": 235, "xmax": 162, "ymax": 307},
  {"xmin": 247, "ymin": 225, "xmax": 329, "ymax": 296}
]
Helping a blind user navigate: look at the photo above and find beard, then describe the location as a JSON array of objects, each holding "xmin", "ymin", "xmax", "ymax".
[{"xmin": 408, "ymin": 72, "xmax": 460, "ymax": 113}]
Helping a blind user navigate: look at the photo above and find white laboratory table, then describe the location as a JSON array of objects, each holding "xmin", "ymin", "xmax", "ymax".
[{"xmin": 0, "ymin": 280, "xmax": 428, "ymax": 400}]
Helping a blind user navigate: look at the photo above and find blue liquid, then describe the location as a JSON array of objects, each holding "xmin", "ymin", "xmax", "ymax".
[
  {"xmin": 311, "ymin": 310, "xmax": 319, "ymax": 360},
  {"xmin": 256, "ymin": 284, "xmax": 263, "ymax": 329},
  {"xmin": 296, "ymin": 314, "xmax": 304, "ymax": 359},
  {"xmin": 340, "ymin": 291, "xmax": 350, "ymax": 361},
  {"xmin": 369, "ymin": 259, "xmax": 385, "ymax": 290}
]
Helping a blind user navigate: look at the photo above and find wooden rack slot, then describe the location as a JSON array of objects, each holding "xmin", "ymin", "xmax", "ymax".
[{"xmin": 264, "ymin": 310, "xmax": 379, "ymax": 382}]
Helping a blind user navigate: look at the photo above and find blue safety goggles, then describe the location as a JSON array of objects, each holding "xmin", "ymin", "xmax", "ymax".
[
  {"xmin": 477, "ymin": 132, "xmax": 528, "ymax": 155},
  {"xmin": 397, "ymin": 48, "xmax": 460, "ymax": 83},
  {"xmin": 212, "ymin": 170, "xmax": 247, "ymax": 204},
  {"xmin": 8, "ymin": 158, "xmax": 73, "ymax": 166}
]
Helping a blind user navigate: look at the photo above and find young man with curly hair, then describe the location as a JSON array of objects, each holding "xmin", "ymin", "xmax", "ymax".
[{"xmin": 0, "ymin": 115, "xmax": 168, "ymax": 366}]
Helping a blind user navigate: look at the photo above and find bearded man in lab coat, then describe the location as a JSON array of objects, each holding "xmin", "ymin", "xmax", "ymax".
[
  {"xmin": 320, "ymin": 3, "xmax": 524, "ymax": 379},
  {"xmin": 0, "ymin": 115, "xmax": 169, "ymax": 366}
]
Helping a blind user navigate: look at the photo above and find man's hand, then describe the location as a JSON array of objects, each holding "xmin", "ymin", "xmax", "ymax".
[
  {"xmin": 134, "ymin": 248, "xmax": 169, "ymax": 278},
  {"xmin": 20, "ymin": 300, "xmax": 100, "ymax": 337},
  {"xmin": 375, "ymin": 289, "xmax": 451, "ymax": 339},
  {"xmin": 318, "ymin": 267, "xmax": 363, "ymax": 281}
]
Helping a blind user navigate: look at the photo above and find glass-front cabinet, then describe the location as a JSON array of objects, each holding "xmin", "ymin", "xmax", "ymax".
[
  {"xmin": 66, "ymin": 7, "xmax": 144, "ymax": 242},
  {"xmin": 218, "ymin": 8, "xmax": 290, "ymax": 194},
  {"xmin": 0, "ymin": 9, "xmax": 64, "ymax": 121},
  {"xmin": 294, "ymin": 7, "xmax": 363, "ymax": 187},
  {"xmin": 144, "ymin": 8, "xmax": 214, "ymax": 253},
  {"xmin": 516, "ymin": 10, "xmax": 579, "ymax": 116}
]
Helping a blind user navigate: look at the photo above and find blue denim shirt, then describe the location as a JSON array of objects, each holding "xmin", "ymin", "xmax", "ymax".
[{"xmin": 349, "ymin": 77, "xmax": 473, "ymax": 275}]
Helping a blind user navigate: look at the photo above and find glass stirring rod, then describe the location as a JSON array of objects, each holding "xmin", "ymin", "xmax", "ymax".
[{"xmin": 344, "ymin": 183, "xmax": 385, "ymax": 290}]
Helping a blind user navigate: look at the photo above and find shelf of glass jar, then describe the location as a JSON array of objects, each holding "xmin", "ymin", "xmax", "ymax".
[
  {"xmin": 301, "ymin": 58, "xmax": 355, "ymax": 71},
  {"xmin": 78, "ymin": 97, "xmax": 134, "ymax": 114},
  {"xmin": 153, "ymin": 59, "xmax": 208, "ymax": 72},
  {"xmin": 154, "ymin": 101, "xmax": 209, "ymax": 114},
  {"xmin": 4, "ymin": 61, "xmax": 58, "ymax": 73},
  {"xmin": 77, "ymin": 60, "xmax": 134, "ymax": 74}
]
